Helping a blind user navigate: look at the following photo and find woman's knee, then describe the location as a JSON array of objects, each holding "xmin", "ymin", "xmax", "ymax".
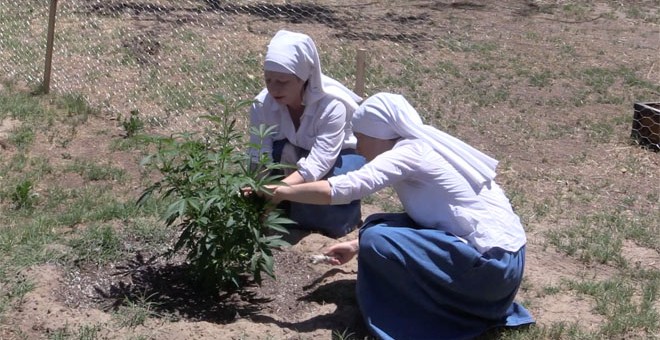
[{"xmin": 359, "ymin": 225, "xmax": 395, "ymax": 261}]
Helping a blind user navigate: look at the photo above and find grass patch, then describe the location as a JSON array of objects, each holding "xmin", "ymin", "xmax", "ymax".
[
  {"xmin": 113, "ymin": 291, "xmax": 161, "ymax": 328},
  {"xmin": 546, "ymin": 209, "xmax": 659, "ymax": 266},
  {"xmin": 65, "ymin": 159, "xmax": 127, "ymax": 182},
  {"xmin": 68, "ymin": 224, "xmax": 123, "ymax": 266},
  {"xmin": 567, "ymin": 276, "xmax": 660, "ymax": 337},
  {"xmin": 48, "ymin": 324, "xmax": 102, "ymax": 340},
  {"xmin": 0, "ymin": 86, "xmax": 168, "ymax": 327}
]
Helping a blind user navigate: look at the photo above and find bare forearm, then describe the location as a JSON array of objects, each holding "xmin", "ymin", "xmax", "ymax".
[
  {"xmin": 282, "ymin": 170, "xmax": 305, "ymax": 186},
  {"xmin": 273, "ymin": 180, "xmax": 332, "ymax": 205}
]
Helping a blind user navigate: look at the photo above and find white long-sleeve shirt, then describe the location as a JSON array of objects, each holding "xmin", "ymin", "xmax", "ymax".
[
  {"xmin": 328, "ymin": 138, "xmax": 527, "ymax": 253},
  {"xmin": 249, "ymin": 88, "xmax": 357, "ymax": 182}
]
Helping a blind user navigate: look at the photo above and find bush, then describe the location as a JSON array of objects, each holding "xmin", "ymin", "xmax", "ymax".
[{"xmin": 139, "ymin": 97, "xmax": 292, "ymax": 292}]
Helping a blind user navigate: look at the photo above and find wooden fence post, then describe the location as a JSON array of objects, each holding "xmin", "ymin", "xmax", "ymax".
[
  {"xmin": 355, "ymin": 48, "xmax": 366, "ymax": 98},
  {"xmin": 43, "ymin": 0, "xmax": 59, "ymax": 94}
]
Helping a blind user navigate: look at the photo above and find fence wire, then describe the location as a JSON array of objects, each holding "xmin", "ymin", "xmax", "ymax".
[
  {"xmin": 1, "ymin": 0, "xmax": 658, "ymax": 142},
  {"xmin": 1, "ymin": 0, "xmax": 455, "ymax": 133}
]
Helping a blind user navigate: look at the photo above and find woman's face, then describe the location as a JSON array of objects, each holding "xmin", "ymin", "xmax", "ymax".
[
  {"xmin": 355, "ymin": 132, "xmax": 397, "ymax": 162},
  {"xmin": 264, "ymin": 70, "xmax": 305, "ymax": 107}
]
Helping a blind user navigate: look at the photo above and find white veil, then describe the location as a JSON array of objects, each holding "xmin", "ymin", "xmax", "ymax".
[
  {"xmin": 263, "ymin": 30, "xmax": 362, "ymax": 111},
  {"xmin": 352, "ymin": 93, "xmax": 499, "ymax": 193}
]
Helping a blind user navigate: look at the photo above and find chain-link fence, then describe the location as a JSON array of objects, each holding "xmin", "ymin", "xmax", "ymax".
[
  {"xmin": 2, "ymin": 0, "xmax": 659, "ymax": 145},
  {"xmin": 632, "ymin": 102, "xmax": 660, "ymax": 151},
  {"xmin": 1, "ymin": 0, "xmax": 457, "ymax": 134}
]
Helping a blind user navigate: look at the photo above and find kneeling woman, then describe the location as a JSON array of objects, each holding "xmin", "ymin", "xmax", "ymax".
[
  {"xmin": 249, "ymin": 30, "xmax": 365, "ymax": 238},
  {"xmin": 267, "ymin": 93, "xmax": 535, "ymax": 339}
]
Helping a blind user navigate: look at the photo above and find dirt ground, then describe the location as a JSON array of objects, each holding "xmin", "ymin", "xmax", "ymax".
[{"xmin": 1, "ymin": 0, "xmax": 659, "ymax": 339}]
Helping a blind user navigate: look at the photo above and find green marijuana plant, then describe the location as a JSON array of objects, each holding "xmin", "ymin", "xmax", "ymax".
[{"xmin": 139, "ymin": 97, "xmax": 292, "ymax": 292}]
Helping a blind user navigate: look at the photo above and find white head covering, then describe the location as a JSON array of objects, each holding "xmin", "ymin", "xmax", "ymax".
[
  {"xmin": 352, "ymin": 92, "xmax": 499, "ymax": 193},
  {"xmin": 263, "ymin": 30, "xmax": 361, "ymax": 110}
]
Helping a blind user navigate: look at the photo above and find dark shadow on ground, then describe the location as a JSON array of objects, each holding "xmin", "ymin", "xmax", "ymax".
[
  {"xmin": 90, "ymin": 247, "xmax": 361, "ymax": 332},
  {"xmin": 93, "ymin": 252, "xmax": 266, "ymax": 323}
]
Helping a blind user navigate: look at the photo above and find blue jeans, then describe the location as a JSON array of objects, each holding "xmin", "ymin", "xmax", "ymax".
[{"xmin": 272, "ymin": 139, "xmax": 365, "ymax": 238}]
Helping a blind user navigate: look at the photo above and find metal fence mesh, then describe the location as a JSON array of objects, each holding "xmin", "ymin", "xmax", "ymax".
[
  {"xmin": 2, "ymin": 0, "xmax": 454, "ymax": 134},
  {"xmin": 632, "ymin": 103, "xmax": 660, "ymax": 151},
  {"xmin": 2, "ymin": 0, "xmax": 658, "ymax": 146}
]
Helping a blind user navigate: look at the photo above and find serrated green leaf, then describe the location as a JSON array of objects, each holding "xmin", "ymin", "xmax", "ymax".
[{"xmin": 265, "ymin": 238, "xmax": 290, "ymax": 249}]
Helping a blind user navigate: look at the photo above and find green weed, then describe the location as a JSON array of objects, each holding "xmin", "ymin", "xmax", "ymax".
[
  {"xmin": 57, "ymin": 93, "xmax": 94, "ymax": 118},
  {"xmin": 10, "ymin": 179, "xmax": 38, "ymax": 210},
  {"xmin": 139, "ymin": 97, "xmax": 293, "ymax": 292},
  {"xmin": 61, "ymin": 324, "xmax": 101, "ymax": 340},
  {"xmin": 567, "ymin": 276, "xmax": 660, "ymax": 338},
  {"xmin": 120, "ymin": 109, "xmax": 144, "ymax": 138},
  {"xmin": 65, "ymin": 159, "xmax": 126, "ymax": 182},
  {"xmin": 9, "ymin": 125, "xmax": 35, "ymax": 149},
  {"xmin": 331, "ymin": 328, "xmax": 359, "ymax": 340},
  {"xmin": 113, "ymin": 291, "xmax": 160, "ymax": 328}
]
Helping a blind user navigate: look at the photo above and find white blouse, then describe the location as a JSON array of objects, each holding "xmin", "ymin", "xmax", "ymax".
[
  {"xmin": 328, "ymin": 138, "xmax": 527, "ymax": 253},
  {"xmin": 249, "ymin": 88, "xmax": 357, "ymax": 182}
]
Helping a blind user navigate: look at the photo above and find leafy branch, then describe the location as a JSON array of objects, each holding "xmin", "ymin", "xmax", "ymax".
[{"xmin": 139, "ymin": 97, "xmax": 292, "ymax": 292}]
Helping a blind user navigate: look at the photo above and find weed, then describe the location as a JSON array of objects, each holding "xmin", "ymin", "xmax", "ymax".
[
  {"xmin": 139, "ymin": 97, "xmax": 293, "ymax": 292},
  {"xmin": 580, "ymin": 67, "xmax": 616, "ymax": 95},
  {"xmin": 541, "ymin": 285, "xmax": 561, "ymax": 296},
  {"xmin": 10, "ymin": 179, "xmax": 37, "ymax": 210},
  {"xmin": 0, "ymin": 89, "xmax": 49, "ymax": 122},
  {"xmin": 66, "ymin": 159, "xmax": 126, "ymax": 182},
  {"xmin": 9, "ymin": 125, "xmax": 35, "ymax": 149},
  {"xmin": 529, "ymin": 70, "xmax": 553, "ymax": 88},
  {"xmin": 77, "ymin": 324, "xmax": 101, "ymax": 340},
  {"xmin": 567, "ymin": 277, "xmax": 660, "ymax": 337},
  {"xmin": 332, "ymin": 328, "xmax": 357, "ymax": 340},
  {"xmin": 57, "ymin": 93, "xmax": 93, "ymax": 118},
  {"xmin": 44, "ymin": 185, "xmax": 139, "ymax": 227},
  {"xmin": 114, "ymin": 291, "xmax": 161, "ymax": 328},
  {"xmin": 5, "ymin": 275, "xmax": 35, "ymax": 305},
  {"xmin": 125, "ymin": 217, "xmax": 171, "ymax": 249},
  {"xmin": 120, "ymin": 109, "xmax": 144, "ymax": 138}
]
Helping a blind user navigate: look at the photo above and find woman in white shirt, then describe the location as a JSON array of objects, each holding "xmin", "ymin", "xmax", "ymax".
[
  {"xmin": 249, "ymin": 30, "xmax": 365, "ymax": 238},
  {"xmin": 268, "ymin": 93, "xmax": 535, "ymax": 339}
]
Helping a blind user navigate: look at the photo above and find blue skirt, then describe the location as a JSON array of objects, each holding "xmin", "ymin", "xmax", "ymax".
[
  {"xmin": 357, "ymin": 213, "xmax": 535, "ymax": 340},
  {"xmin": 272, "ymin": 139, "xmax": 365, "ymax": 238}
]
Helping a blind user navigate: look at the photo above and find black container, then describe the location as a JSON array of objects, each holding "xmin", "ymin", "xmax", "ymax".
[{"xmin": 632, "ymin": 102, "xmax": 660, "ymax": 151}]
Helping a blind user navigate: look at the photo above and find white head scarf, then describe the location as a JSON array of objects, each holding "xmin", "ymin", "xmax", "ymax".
[
  {"xmin": 352, "ymin": 92, "xmax": 499, "ymax": 193},
  {"xmin": 263, "ymin": 30, "xmax": 362, "ymax": 110}
]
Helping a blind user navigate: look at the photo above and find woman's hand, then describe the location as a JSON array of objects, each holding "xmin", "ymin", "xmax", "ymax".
[
  {"xmin": 323, "ymin": 239, "xmax": 359, "ymax": 265},
  {"xmin": 262, "ymin": 185, "xmax": 283, "ymax": 204},
  {"xmin": 240, "ymin": 186, "xmax": 254, "ymax": 197},
  {"xmin": 242, "ymin": 185, "xmax": 280, "ymax": 201}
]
